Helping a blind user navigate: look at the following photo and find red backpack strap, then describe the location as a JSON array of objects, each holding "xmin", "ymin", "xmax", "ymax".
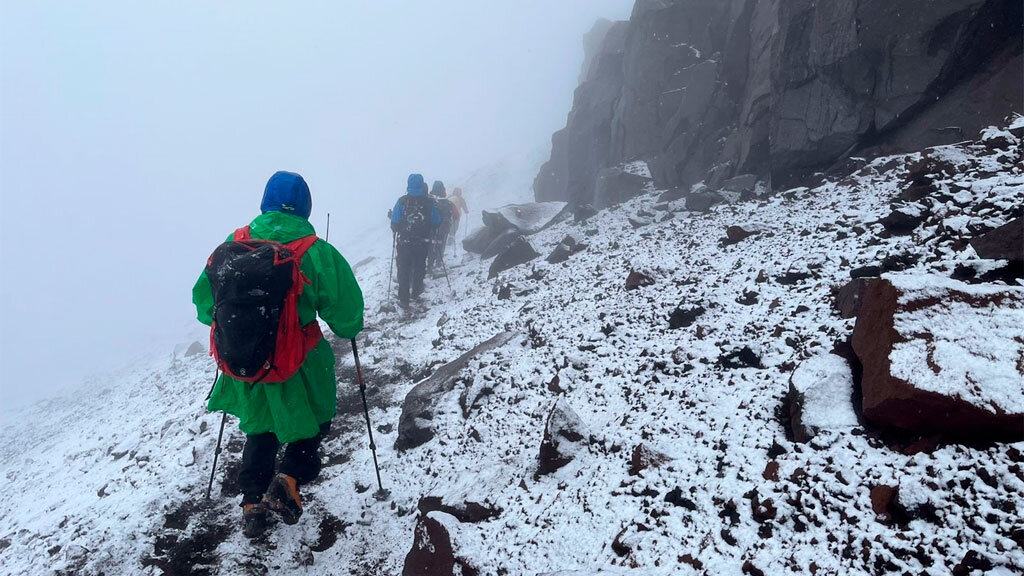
[
  {"xmin": 285, "ymin": 235, "xmax": 318, "ymax": 259},
  {"xmin": 233, "ymin": 226, "xmax": 252, "ymax": 241}
]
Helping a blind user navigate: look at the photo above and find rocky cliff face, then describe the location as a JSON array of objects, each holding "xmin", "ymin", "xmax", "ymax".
[{"xmin": 534, "ymin": 0, "xmax": 1022, "ymax": 207}]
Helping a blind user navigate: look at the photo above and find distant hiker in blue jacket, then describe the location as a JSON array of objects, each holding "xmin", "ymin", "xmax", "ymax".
[{"xmin": 390, "ymin": 173, "xmax": 440, "ymax": 308}]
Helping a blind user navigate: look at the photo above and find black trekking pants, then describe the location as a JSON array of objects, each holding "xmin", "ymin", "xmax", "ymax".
[
  {"xmin": 396, "ymin": 240, "xmax": 429, "ymax": 303},
  {"xmin": 238, "ymin": 421, "xmax": 331, "ymax": 505}
]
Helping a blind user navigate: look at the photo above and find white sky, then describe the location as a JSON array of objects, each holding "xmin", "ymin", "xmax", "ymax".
[{"xmin": 0, "ymin": 1, "xmax": 633, "ymax": 408}]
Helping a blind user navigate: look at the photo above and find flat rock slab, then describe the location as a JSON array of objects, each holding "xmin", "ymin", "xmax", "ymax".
[
  {"xmin": 852, "ymin": 274, "xmax": 1024, "ymax": 441},
  {"xmin": 396, "ymin": 332, "xmax": 519, "ymax": 451},
  {"xmin": 481, "ymin": 202, "xmax": 569, "ymax": 235},
  {"xmin": 788, "ymin": 353, "xmax": 858, "ymax": 443},
  {"xmin": 970, "ymin": 216, "xmax": 1022, "ymax": 261}
]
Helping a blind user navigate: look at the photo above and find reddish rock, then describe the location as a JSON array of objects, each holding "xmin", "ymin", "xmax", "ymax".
[
  {"xmin": 629, "ymin": 443, "xmax": 671, "ymax": 476},
  {"xmin": 869, "ymin": 485, "xmax": 899, "ymax": 523},
  {"xmin": 625, "ymin": 270, "xmax": 655, "ymax": 291},
  {"xmin": 835, "ymin": 278, "xmax": 871, "ymax": 319},
  {"xmin": 852, "ymin": 276, "xmax": 1024, "ymax": 441},
  {"xmin": 762, "ymin": 461, "xmax": 780, "ymax": 482},
  {"xmin": 402, "ymin": 513, "xmax": 478, "ymax": 576}
]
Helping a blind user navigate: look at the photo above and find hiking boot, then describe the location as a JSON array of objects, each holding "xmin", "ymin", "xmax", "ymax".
[
  {"xmin": 263, "ymin": 474, "xmax": 303, "ymax": 525},
  {"xmin": 242, "ymin": 503, "xmax": 269, "ymax": 539}
]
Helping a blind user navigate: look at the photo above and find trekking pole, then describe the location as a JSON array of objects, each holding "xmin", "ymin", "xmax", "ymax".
[
  {"xmin": 387, "ymin": 233, "xmax": 396, "ymax": 304},
  {"xmin": 439, "ymin": 252, "xmax": 453, "ymax": 293},
  {"xmin": 204, "ymin": 367, "xmax": 227, "ymax": 500},
  {"xmin": 326, "ymin": 212, "xmax": 331, "ymax": 242},
  {"xmin": 206, "ymin": 412, "xmax": 227, "ymax": 500},
  {"xmin": 350, "ymin": 339, "xmax": 386, "ymax": 496}
]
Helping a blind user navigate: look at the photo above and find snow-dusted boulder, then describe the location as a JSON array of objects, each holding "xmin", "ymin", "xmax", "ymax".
[
  {"xmin": 788, "ymin": 353, "xmax": 859, "ymax": 443},
  {"xmin": 537, "ymin": 399, "xmax": 588, "ymax": 476},
  {"xmin": 480, "ymin": 229, "xmax": 521, "ymax": 260},
  {"xmin": 852, "ymin": 274, "xmax": 1024, "ymax": 441},
  {"xmin": 481, "ymin": 201, "xmax": 569, "ymax": 235},
  {"xmin": 396, "ymin": 332, "xmax": 518, "ymax": 451},
  {"xmin": 835, "ymin": 278, "xmax": 872, "ymax": 319},
  {"xmin": 593, "ymin": 162, "xmax": 652, "ymax": 208}
]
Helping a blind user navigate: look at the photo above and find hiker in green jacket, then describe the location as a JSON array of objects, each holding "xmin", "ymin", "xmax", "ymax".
[{"xmin": 193, "ymin": 171, "xmax": 364, "ymax": 538}]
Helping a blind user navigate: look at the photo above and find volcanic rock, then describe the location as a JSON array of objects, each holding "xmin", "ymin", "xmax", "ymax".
[
  {"xmin": 788, "ymin": 354, "xmax": 858, "ymax": 443},
  {"xmin": 463, "ymin": 226, "xmax": 503, "ymax": 255},
  {"xmin": 625, "ymin": 270, "xmax": 655, "ymax": 291},
  {"xmin": 686, "ymin": 191, "xmax": 725, "ymax": 213},
  {"xmin": 629, "ymin": 443, "xmax": 670, "ymax": 476},
  {"xmin": 668, "ymin": 305, "xmax": 705, "ymax": 329},
  {"xmin": 594, "ymin": 164, "xmax": 652, "ymax": 208},
  {"xmin": 480, "ymin": 229, "xmax": 522, "ymax": 260},
  {"xmin": 835, "ymin": 278, "xmax": 872, "ymax": 319},
  {"xmin": 481, "ymin": 202, "xmax": 569, "ymax": 235},
  {"xmin": 537, "ymin": 399, "xmax": 588, "ymax": 476},
  {"xmin": 396, "ymin": 332, "xmax": 518, "ymax": 450},
  {"xmin": 724, "ymin": 225, "xmax": 759, "ymax": 245},
  {"xmin": 488, "ymin": 236, "xmax": 540, "ymax": 279},
  {"xmin": 852, "ymin": 275, "xmax": 1024, "ymax": 441},
  {"xmin": 970, "ymin": 217, "xmax": 1023, "ymax": 262},
  {"xmin": 402, "ymin": 512, "xmax": 478, "ymax": 576},
  {"xmin": 718, "ymin": 346, "xmax": 763, "ymax": 369}
]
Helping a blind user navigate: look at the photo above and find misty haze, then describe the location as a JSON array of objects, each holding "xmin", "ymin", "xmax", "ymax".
[{"xmin": 0, "ymin": 1, "xmax": 1021, "ymax": 575}]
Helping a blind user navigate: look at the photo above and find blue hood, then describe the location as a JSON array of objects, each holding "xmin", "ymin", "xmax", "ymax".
[
  {"xmin": 261, "ymin": 171, "xmax": 312, "ymax": 220},
  {"xmin": 407, "ymin": 173, "xmax": 426, "ymax": 196}
]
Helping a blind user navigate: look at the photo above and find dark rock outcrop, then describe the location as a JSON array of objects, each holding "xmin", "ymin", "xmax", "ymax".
[
  {"xmin": 534, "ymin": 0, "xmax": 1022, "ymax": 205},
  {"xmin": 417, "ymin": 496, "xmax": 502, "ymax": 524},
  {"xmin": 480, "ymin": 229, "xmax": 521, "ymax": 260},
  {"xmin": 396, "ymin": 332, "xmax": 518, "ymax": 451},
  {"xmin": 547, "ymin": 235, "xmax": 587, "ymax": 264},
  {"xmin": 593, "ymin": 164, "xmax": 652, "ymax": 208},
  {"xmin": 970, "ymin": 216, "xmax": 1023, "ymax": 261},
  {"xmin": 668, "ymin": 305, "xmax": 705, "ymax": 329},
  {"xmin": 852, "ymin": 276, "xmax": 1024, "ymax": 441},
  {"xmin": 488, "ymin": 236, "xmax": 540, "ymax": 279}
]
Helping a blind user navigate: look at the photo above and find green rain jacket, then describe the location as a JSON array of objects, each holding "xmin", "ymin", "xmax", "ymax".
[{"xmin": 193, "ymin": 211, "xmax": 364, "ymax": 443}]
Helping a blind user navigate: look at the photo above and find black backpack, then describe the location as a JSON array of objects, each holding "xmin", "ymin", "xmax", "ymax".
[
  {"xmin": 205, "ymin": 226, "xmax": 322, "ymax": 383},
  {"xmin": 436, "ymin": 198, "xmax": 454, "ymax": 230},
  {"xmin": 396, "ymin": 194, "xmax": 436, "ymax": 241}
]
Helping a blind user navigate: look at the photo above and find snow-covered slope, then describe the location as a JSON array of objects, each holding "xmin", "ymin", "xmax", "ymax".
[{"xmin": 0, "ymin": 128, "xmax": 1021, "ymax": 575}]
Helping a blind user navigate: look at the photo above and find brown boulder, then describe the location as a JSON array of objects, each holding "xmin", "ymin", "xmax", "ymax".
[
  {"xmin": 402, "ymin": 512, "xmax": 478, "ymax": 576},
  {"xmin": 724, "ymin": 225, "xmax": 759, "ymax": 245},
  {"xmin": 852, "ymin": 275, "xmax": 1024, "ymax": 441}
]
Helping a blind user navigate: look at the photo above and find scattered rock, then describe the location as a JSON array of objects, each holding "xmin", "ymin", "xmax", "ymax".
[
  {"xmin": 720, "ymin": 174, "xmax": 758, "ymax": 195},
  {"xmin": 852, "ymin": 275, "xmax": 1024, "ymax": 441},
  {"xmin": 850, "ymin": 265, "xmax": 882, "ymax": 279},
  {"xmin": 869, "ymin": 485, "xmax": 903, "ymax": 525},
  {"xmin": 546, "ymin": 235, "xmax": 584, "ymax": 264},
  {"xmin": 656, "ymin": 187, "xmax": 687, "ymax": 203},
  {"xmin": 625, "ymin": 271, "xmax": 655, "ymax": 291},
  {"xmin": 184, "ymin": 341, "xmax": 205, "ymax": 357},
  {"xmin": 664, "ymin": 487, "xmax": 697, "ymax": 510},
  {"xmin": 489, "ymin": 236, "xmax": 540, "ymax": 279},
  {"xmin": 668, "ymin": 305, "xmax": 705, "ymax": 329},
  {"xmin": 835, "ymin": 278, "xmax": 871, "ymax": 319},
  {"xmin": 629, "ymin": 443, "xmax": 670, "ymax": 476},
  {"xmin": 742, "ymin": 560, "xmax": 766, "ymax": 576},
  {"xmin": 627, "ymin": 216, "xmax": 651, "ymax": 229},
  {"xmin": 952, "ymin": 550, "xmax": 995, "ymax": 576},
  {"xmin": 417, "ymin": 496, "xmax": 502, "ymax": 524},
  {"xmin": 611, "ymin": 527, "xmax": 631, "ymax": 557},
  {"xmin": 718, "ymin": 346, "xmax": 763, "ymax": 369},
  {"xmin": 396, "ymin": 332, "xmax": 518, "ymax": 450},
  {"xmin": 762, "ymin": 461, "xmax": 779, "ymax": 481},
  {"xmin": 537, "ymin": 399, "xmax": 588, "ymax": 475}
]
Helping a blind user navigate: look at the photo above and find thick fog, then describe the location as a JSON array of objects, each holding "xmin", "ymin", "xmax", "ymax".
[{"xmin": 0, "ymin": 1, "xmax": 632, "ymax": 410}]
